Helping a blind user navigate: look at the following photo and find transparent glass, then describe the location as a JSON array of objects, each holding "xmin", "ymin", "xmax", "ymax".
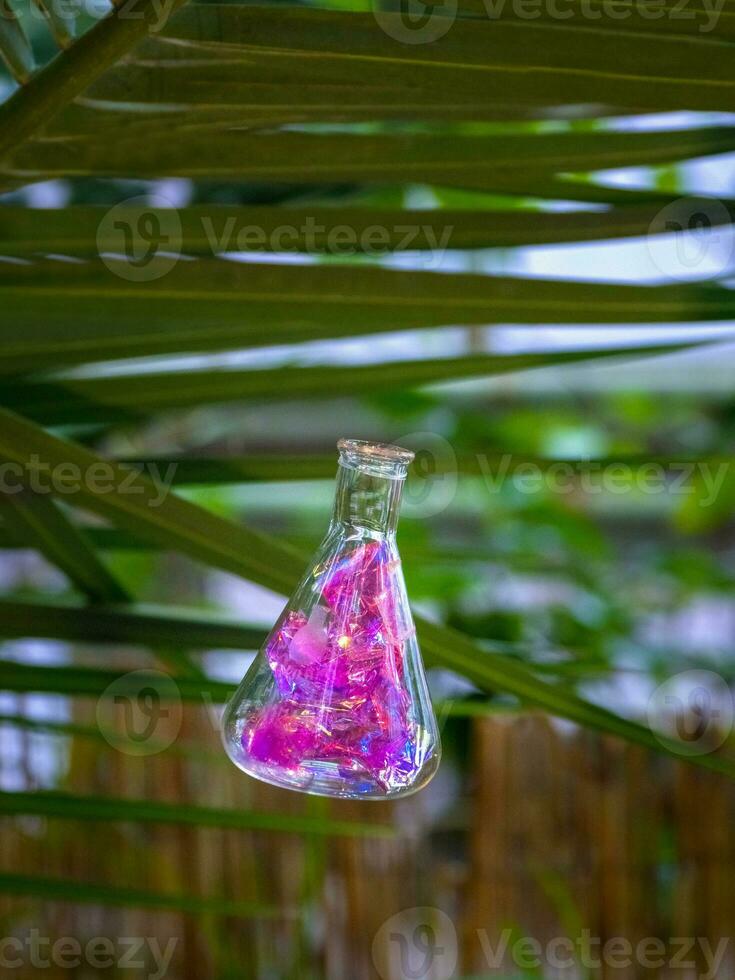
[{"xmin": 222, "ymin": 439, "xmax": 441, "ymax": 799}]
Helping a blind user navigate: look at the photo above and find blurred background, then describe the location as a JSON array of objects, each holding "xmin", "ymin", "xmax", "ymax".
[{"xmin": 2, "ymin": 0, "xmax": 735, "ymax": 976}]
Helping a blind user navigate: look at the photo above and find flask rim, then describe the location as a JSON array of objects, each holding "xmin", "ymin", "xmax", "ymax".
[{"xmin": 337, "ymin": 439, "xmax": 414, "ymax": 478}]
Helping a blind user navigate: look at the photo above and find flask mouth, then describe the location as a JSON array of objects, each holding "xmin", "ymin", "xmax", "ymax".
[{"xmin": 337, "ymin": 439, "xmax": 414, "ymax": 479}]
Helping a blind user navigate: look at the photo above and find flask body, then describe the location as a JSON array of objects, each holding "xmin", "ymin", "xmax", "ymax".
[{"xmin": 222, "ymin": 441, "xmax": 441, "ymax": 799}]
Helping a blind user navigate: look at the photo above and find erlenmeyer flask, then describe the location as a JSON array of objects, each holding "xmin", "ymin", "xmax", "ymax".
[{"xmin": 222, "ymin": 439, "xmax": 441, "ymax": 799}]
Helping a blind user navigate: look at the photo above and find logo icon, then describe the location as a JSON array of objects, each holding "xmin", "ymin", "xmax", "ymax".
[
  {"xmin": 646, "ymin": 197, "xmax": 734, "ymax": 282},
  {"xmin": 372, "ymin": 907, "xmax": 457, "ymax": 980},
  {"xmin": 97, "ymin": 669, "xmax": 182, "ymax": 756},
  {"xmin": 399, "ymin": 431, "xmax": 458, "ymax": 520},
  {"xmin": 97, "ymin": 195, "xmax": 182, "ymax": 281},
  {"xmin": 372, "ymin": 0, "xmax": 457, "ymax": 44},
  {"xmin": 647, "ymin": 669, "xmax": 733, "ymax": 756}
]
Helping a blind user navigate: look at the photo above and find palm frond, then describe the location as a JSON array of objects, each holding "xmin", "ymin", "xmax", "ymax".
[
  {"xmin": 0, "ymin": 873, "xmax": 283, "ymax": 917},
  {"xmin": 0, "ymin": 789, "xmax": 394, "ymax": 836},
  {"xmin": 1, "ymin": 489, "xmax": 130, "ymax": 602},
  {"xmin": 0, "ymin": 0, "xmax": 186, "ymax": 157},
  {"xmin": 2, "ymin": 260, "xmax": 726, "ymax": 377}
]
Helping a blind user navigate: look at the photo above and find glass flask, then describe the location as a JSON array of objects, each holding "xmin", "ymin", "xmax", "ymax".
[{"xmin": 222, "ymin": 439, "xmax": 441, "ymax": 799}]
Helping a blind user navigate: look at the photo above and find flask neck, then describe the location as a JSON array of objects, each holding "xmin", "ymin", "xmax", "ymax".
[{"xmin": 332, "ymin": 450, "xmax": 408, "ymax": 536}]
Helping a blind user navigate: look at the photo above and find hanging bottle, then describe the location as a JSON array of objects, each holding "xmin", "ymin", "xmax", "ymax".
[{"xmin": 222, "ymin": 439, "xmax": 441, "ymax": 799}]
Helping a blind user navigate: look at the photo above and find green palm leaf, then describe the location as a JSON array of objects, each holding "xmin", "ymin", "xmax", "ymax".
[
  {"xmin": 0, "ymin": 0, "xmax": 34, "ymax": 84},
  {"xmin": 1, "ymin": 490, "xmax": 130, "ymax": 602},
  {"xmin": 82, "ymin": 7, "xmax": 735, "ymax": 119},
  {"xmin": 4, "ymin": 202, "xmax": 728, "ymax": 258},
  {"xmin": 0, "ymin": 790, "xmax": 394, "ymax": 836},
  {"xmin": 0, "ymin": 0, "xmax": 187, "ymax": 157},
  {"xmin": 0, "ymin": 873, "xmax": 283, "ymax": 917},
  {"xmin": 107, "ymin": 452, "xmax": 729, "ymax": 486},
  {"xmin": 0, "ymin": 342, "xmax": 708, "ymax": 424},
  {"xmin": 0, "ymin": 659, "xmax": 233, "ymax": 700},
  {"xmin": 0, "ymin": 598, "xmax": 266, "ymax": 648},
  {"xmin": 2, "ymin": 258, "xmax": 727, "ymax": 376},
  {"xmin": 7, "ymin": 126, "xmax": 735, "ymax": 183}
]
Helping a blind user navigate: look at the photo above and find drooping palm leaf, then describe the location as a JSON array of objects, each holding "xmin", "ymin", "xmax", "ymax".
[
  {"xmin": 0, "ymin": 873, "xmax": 284, "ymax": 917},
  {"xmin": 1, "ymin": 258, "xmax": 728, "ymax": 377},
  {"xmin": 108, "ymin": 452, "xmax": 733, "ymax": 487},
  {"xmin": 0, "ymin": 597, "xmax": 266, "ymax": 648},
  {"xmin": 28, "ymin": 5, "xmax": 735, "ymax": 134},
  {"xmin": 1, "ymin": 489, "xmax": 130, "ymax": 602},
  {"xmin": 0, "ymin": 659, "xmax": 232, "ymax": 700},
  {"xmin": 6, "ymin": 125, "xmax": 735, "ymax": 183},
  {"xmin": 0, "ymin": 340, "xmax": 711, "ymax": 425},
  {"xmin": 3, "ymin": 1, "xmax": 735, "ymax": 168},
  {"xmin": 0, "ymin": 790, "xmax": 395, "ymax": 836},
  {"xmin": 0, "ymin": 406, "xmax": 303, "ymax": 593},
  {"xmin": 4, "ymin": 202, "xmax": 731, "ymax": 258}
]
